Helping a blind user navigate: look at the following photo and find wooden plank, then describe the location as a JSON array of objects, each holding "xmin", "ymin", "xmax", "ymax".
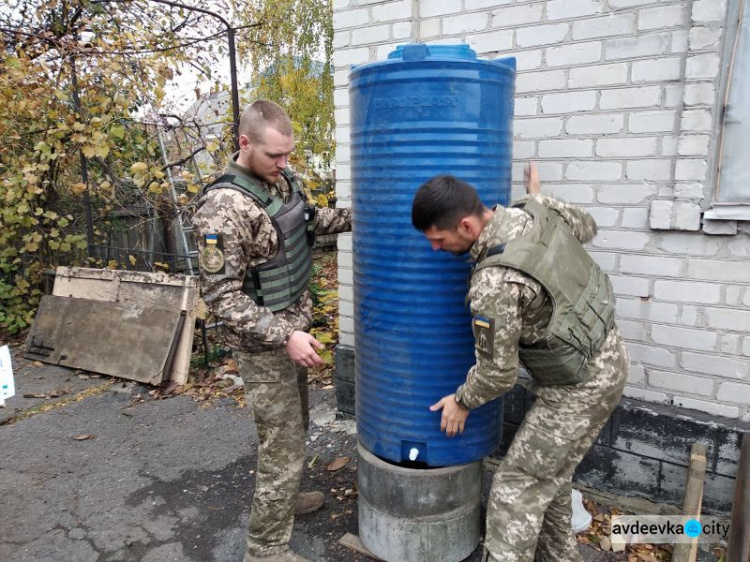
[
  {"xmin": 25, "ymin": 295, "xmax": 182, "ymax": 385},
  {"xmin": 338, "ymin": 533, "xmax": 386, "ymax": 561},
  {"xmin": 726, "ymin": 433, "xmax": 750, "ymax": 562},
  {"xmin": 672, "ymin": 443, "xmax": 707, "ymax": 562}
]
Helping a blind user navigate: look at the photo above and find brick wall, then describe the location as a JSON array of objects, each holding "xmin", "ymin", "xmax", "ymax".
[{"xmin": 333, "ymin": 0, "xmax": 750, "ymax": 424}]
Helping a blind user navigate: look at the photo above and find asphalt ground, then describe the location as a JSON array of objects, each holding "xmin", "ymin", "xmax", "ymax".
[{"xmin": 0, "ymin": 347, "xmax": 718, "ymax": 562}]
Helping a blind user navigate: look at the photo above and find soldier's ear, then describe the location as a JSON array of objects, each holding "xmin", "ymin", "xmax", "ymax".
[
  {"xmin": 457, "ymin": 216, "xmax": 481, "ymax": 239},
  {"xmin": 238, "ymin": 134, "xmax": 252, "ymax": 151}
]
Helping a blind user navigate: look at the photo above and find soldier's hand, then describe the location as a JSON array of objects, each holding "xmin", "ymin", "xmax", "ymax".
[
  {"xmin": 430, "ymin": 394, "xmax": 470, "ymax": 438},
  {"xmin": 285, "ymin": 331, "xmax": 324, "ymax": 368},
  {"xmin": 524, "ymin": 161, "xmax": 540, "ymax": 195}
]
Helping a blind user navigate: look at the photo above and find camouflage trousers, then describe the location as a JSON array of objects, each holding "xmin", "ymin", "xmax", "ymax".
[
  {"xmin": 235, "ymin": 348, "xmax": 310, "ymax": 558},
  {"xmin": 486, "ymin": 327, "xmax": 629, "ymax": 562}
]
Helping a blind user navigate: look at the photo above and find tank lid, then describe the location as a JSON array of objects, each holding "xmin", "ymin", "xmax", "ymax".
[{"xmin": 387, "ymin": 44, "xmax": 477, "ymax": 61}]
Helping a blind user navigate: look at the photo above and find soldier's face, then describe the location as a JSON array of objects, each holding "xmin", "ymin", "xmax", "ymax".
[
  {"xmin": 423, "ymin": 225, "xmax": 474, "ymax": 256},
  {"xmin": 241, "ymin": 126, "xmax": 295, "ymax": 184}
]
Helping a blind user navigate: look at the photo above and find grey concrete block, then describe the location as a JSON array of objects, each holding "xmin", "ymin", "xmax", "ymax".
[
  {"xmin": 334, "ymin": 344, "xmax": 355, "ymax": 383},
  {"xmin": 702, "ymin": 472, "xmax": 736, "ymax": 514},
  {"xmin": 714, "ymin": 429, "xmax": 744, "ymax": 477},
  {"xmin": 610, "ymin": 404, "xmax": 717, "ymax": 467},
  {"xmin": 659, "ymin": 461, "xmax": 689, "ymax": 507},
  {"xmin": 575, "ymin": 444, "xmax": 661, "ymax": 500}
]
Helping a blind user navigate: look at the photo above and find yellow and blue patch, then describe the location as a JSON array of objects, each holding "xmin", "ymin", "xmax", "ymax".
[
  {"xmin": 473, "ymin": 316, "xmax": 495, "ymax": 358},
  {"xmin": 200, "ymin": 232, "xmax": 225, "ymax": 274}
]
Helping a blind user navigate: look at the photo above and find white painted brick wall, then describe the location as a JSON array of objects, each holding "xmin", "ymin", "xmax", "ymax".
[
  {"xmin": 546, "ymin": 41, "xmax": 603, "ymax": 67},
  {"xmin": 333, "ymin": 0, "xmax": 749, "ymax": 420},
  {"xmin": 686, "ymin": 53, "xmax": 721, "ymax": 79},
  {"xmin": 682, "ymin": 353, "xmax": 749, "ymax": 380},
  {"xmin": 538, "ymin": 139, "xmax": 593, "ymax": 158},
  {"xmin": 568, "ymin": 63, "xmax": 628, "ymax": 88},
  {"xmin": 625, "ymin": 159, "xmax": 672, "ymax": 181},
  {"xmin": 628, "ymin": 110, "xmax": 677, "ymax": 133},
  {"xmin": 620, "ymin": 254, "xmax": 685, "ymax": 276},
  {"xmin": 566, "ymin": 160, "xmax": 622, "ymax": 181},
  {"xmin": 653, "ymin": 280, "xmax": 721, "ymax": 303},
  {"xmin": 567, "ymin": 113, "xmax": 625, "ymax": 135},
  {"xmin": 598, "ymin": 184, "xmax": 657, "ymax": 204},
  {"xmin": 631, "ymin": 57, "xmax": 682, "ymax": 83},
  {"xmin": 649, "ymin": 370, "xmax": 714, "ymax": 396},
  {"xmin": 547, "ymin": 0, "xmax": 604, "ymax": 21},
  {"xmin": 605, "ymin": 33, "xmax": 670, "ymax": 60},
  {"xmin": 599, "ymin": 86, "xmax": 662, "ymax": 109},
  {"xmin": 443, "ymin": 12, "xmax": 489, "ymax": 35},
  {"xmin": 651, "ymin": 325, "xmax": 717, "ymax": 352},
  {"xmin": 596, "ymin": 137, "xmax": 658, "ymax": 157},
  {"xmin": 516, "ymin": 70, "xmax": 567, "ymax": 93},
  {"xmin": 572, "ymin": 14, "xmax": 635, "ymax": 40},
  {"xmin": 637, "ymin": 5, "xmax": 688, "ymax": 31},
  {"xmin": 490, "ymin": 4, "xmax": 543, "ymax": 27},
  {"xmin": 541, "ymin": 91, "xmax": 597, "ymax": 113},
  {"xmin": 351, "ymin": 24, "xmax": 391, "ymax": 46},
  {"xmin": 372, "ymin": 1, "xmax": 411, "ymax": 22},
  {"xmin": 516, "ymin": 23, "xmax": 570, "ymax": 47}
]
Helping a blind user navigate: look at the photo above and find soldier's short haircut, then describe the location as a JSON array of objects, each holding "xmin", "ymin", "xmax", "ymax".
[
  {"xmin": 239, "ymin": 100, "xmax": 293, "ymax": 143},
  {"xmin": 411, "ymin": 175, "xmax": 485, "ymax": 232}
]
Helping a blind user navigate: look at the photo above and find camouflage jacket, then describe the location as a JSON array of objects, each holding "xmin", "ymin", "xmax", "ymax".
[
  {"xmin": 192, "ymin": 155, "xmax": 352, "ymax": 352},
  {"xmin": 455, "ymin": 194, "xmax": 599, "ymax": 410}
]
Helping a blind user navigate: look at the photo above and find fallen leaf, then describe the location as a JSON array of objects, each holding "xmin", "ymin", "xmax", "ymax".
[
  {"xmin": 73, "ymin": 434, "xmax": 95, "ymax": 441},
  {"xmin": 599, "ymin": 536, "xmax": 611, "ymax": 551},
  {"xmin": 327, "ymin": 457, "xmax": 350, "ymax": 471},
  {"xmin": 23, "ymin": 393, "xmax": 48, "ymax": 399},
  {"xmin": 33, "ymin": 361, "xmax": 43, "ymax": 367}
]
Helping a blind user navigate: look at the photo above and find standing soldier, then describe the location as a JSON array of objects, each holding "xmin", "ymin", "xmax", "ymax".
[
  {"xmin": 410, "ymin": 165, "xmax": 629, "ymax": 562},
  {"xmin": 192, "ymin": 100, "xmax": 351, "ymax": 562}
]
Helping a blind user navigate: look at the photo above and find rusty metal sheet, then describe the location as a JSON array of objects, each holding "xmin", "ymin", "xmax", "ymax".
[{"xmin": 25, "ymin": 295, "xmax": 183, "ymax": 385}]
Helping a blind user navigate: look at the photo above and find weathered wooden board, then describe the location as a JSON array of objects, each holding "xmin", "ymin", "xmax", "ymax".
[
  {"xmin": 51, "ymin": 267, "xmax": 199, "ymax": 384},
  {"xmin": 338, "ymin": 533, "xmax": 386, "ymax": 561},
  {"xmin": 25, "ymin": 295, "xmax": 183, "ymax": 385}
]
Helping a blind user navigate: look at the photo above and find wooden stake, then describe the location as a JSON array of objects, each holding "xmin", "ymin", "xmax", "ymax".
[{"xmin": 672, "ymin": 443, "xmax": 707, "ymax": 562}]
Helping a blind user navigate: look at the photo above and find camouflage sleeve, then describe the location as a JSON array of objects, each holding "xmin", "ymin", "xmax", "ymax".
[
  {"xmin": 455, "ymin": 267, "xmax": 524, "ymax": 410},
  {"xmin": 315, "ymin": 206, "xmax": 352, "ymax": 235},
  {"xmin": 514, "ymin": 193, "xmax": 598, "ymax": 243},
  {"xmin": 193, "ymin": 190, "xmax": 295, "ymax": 347}
]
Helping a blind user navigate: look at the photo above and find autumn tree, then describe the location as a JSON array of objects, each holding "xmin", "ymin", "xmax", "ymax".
[{"xmin": 0, "ymin": 0, "xmax": 333, "ymax": 335}]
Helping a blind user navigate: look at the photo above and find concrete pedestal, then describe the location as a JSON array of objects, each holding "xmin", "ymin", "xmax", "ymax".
[{"xmin": 357, "ymin": 442, "xmax": 482, "ymax": 562}]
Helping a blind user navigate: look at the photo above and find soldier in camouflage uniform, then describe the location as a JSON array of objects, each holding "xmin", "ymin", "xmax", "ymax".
[
  {"xmin": 192, "ymin": 100, "xmax": 351, "ymax": 562},
  {"xmin": 411, "ymin": 165, "xmax": 629, "ymax": 562}
]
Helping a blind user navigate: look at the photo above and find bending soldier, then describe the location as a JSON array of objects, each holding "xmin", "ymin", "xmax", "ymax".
[{"xmin": 411, "ymin": 164, "xmax": 629, "ymax": 562}]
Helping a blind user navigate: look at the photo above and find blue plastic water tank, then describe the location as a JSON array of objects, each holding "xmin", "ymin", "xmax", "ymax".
[{"xmin": 350, "ymin": 44, "xmax": 516, "ymax": 467}]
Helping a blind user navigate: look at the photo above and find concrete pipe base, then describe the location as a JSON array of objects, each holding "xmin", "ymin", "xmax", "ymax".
[{"xmin": 357, "ymin": 442, "xmax": 482, "ymax": 562}]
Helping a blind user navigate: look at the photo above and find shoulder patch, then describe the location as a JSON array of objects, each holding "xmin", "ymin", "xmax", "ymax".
[
  {"xmin": 472, "ymin": 316, "xmax": 495, "ymax": 359},
  {"xmin": 199, "ymin": 233, "xmax": 225, "ymax": 274}
]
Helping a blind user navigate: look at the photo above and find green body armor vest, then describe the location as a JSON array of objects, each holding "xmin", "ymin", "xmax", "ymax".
[
  {"xmin": 202, "ymin": 170, "xmax": 315, "ymax": 312},
  {"xmin": 474, "ymin": 199, "xmax": 615, "ymax": 386}
]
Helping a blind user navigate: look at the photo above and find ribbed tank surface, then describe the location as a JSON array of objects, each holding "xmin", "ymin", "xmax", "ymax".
[{"xmin": 350, "ymin": 44, "xmax": 515, "ymax": 467}]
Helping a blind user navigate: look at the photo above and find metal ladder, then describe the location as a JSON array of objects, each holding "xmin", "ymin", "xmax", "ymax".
[{"xmin": 157, "ymin": 130, "xmax": 200, "ymax": 275}]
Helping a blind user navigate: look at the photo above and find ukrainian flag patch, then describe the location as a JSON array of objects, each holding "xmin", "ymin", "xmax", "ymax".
[{"xmin": 473, "ymin": 316, "xmax": 495, "ymax": 358}]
